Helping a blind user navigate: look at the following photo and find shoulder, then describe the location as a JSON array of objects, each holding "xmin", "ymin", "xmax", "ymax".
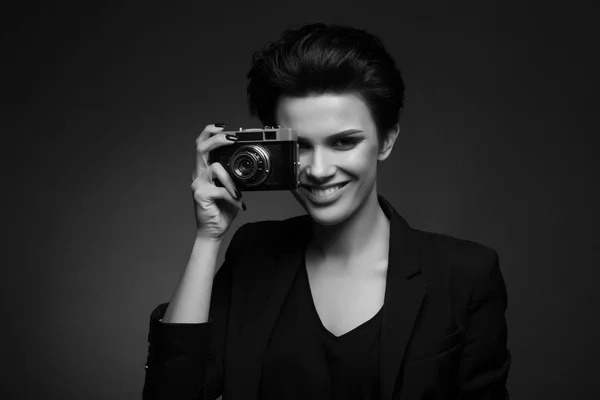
[
  {"xmin": 414, "ymin": 228, "xmax": 498, "ymax": 265},
  {"xmin": 410, "ymin": 228, "xmax": 501, "ymax": 291}
]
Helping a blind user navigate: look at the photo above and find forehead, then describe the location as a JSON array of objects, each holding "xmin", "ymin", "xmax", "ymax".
[{"xmin": 275, "ymin": 93, "xmax": 375, "ymax": 137}]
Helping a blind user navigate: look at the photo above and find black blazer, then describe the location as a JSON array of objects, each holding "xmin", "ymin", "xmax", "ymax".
[{"xmin": 143, "ymin": 195, "xmax": 510, "ymax": 400}]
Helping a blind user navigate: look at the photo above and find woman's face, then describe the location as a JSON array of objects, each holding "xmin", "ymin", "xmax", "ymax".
[{"xmin": 276, "ymin": 93, "xmax": 395, "ymax": 226}]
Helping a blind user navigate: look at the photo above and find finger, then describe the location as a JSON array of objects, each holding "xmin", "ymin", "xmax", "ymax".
[
  {"xmin": 196, "ymin": 123, "xmax": 226, "ymax": 144},
  {"xmin": 196, "ymin": 133, "xmax": 239, "ymax": 179},
  {"xmin": 210, "ymin": 161, "xmax": 241, "ymax": 200},
  {"xmin": 195, "ymin": 132, "xmax": 239, "ymax": 181},
  {"xmin": 194, "ymin": 182, "xmax": 243, "ymax": 211},
  {"xmin": 194, "ymin": 123, "xmax": 227, "ymax": 179},
  {"xmin": 197, "ymin": 132, "xmax": 239, "ymax": 155}
]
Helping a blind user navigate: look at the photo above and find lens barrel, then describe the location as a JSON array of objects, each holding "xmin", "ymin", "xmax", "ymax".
[{"xmin": 229, "ymin": 145, "xmax": 271, "ymax": 186}]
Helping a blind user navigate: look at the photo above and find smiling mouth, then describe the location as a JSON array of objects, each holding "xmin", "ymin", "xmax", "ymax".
[{"xmin": 302, "ymin": 181, "xmax": 350, "ymax": 199}]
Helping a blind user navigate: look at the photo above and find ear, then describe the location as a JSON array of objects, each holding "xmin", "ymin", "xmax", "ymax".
[{"xmin": 377, "ymin": 123, "xmax": 400, "ymax": 162}]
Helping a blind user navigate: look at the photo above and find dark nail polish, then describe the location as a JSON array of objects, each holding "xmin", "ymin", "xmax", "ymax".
[
  {"xmin": 234, "ymin": 188, "xmax": 242, "ymax": 199},
  {"xmin": 226, "ymin": 134, "xmax": 238, "ymax": 141},
  {"xmin": 214, "ymin": 123, "xmax": 226, "ymax": 128},
  {"xmin": 242, "ymin": 202, "xmax": 247, "ymax": 211}
]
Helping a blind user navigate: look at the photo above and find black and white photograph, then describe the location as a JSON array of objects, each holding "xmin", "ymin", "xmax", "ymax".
[{"xmin": 5, "ymin": 1, "xmax": 598, "ymax": 399}]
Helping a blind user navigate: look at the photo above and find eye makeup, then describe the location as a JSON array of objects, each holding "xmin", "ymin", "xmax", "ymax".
[{"xmin": 297, "ymin": 129, "xmax": 365, "ymax": 149}]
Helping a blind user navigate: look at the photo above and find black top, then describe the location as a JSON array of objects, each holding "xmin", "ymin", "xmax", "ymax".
[{"xmin": 259, "ymin": 254, "xmax": 383, "ymax": 400}]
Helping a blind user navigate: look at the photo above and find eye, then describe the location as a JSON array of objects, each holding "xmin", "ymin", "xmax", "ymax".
[
  {"xmin": 333, "ymin": 138, "xmax": 360, "ymax": 149},
  {"xmin": 298, "ymin": 141, "xmax": 310, "ymax": 150}
]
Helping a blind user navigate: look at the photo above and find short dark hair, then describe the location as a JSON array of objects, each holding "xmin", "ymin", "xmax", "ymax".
[{"xmin": 246, "ymin": 22, "xmax": 405, "ymax": 145}]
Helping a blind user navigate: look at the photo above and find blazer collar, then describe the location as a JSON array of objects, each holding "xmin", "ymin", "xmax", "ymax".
[
  {"xmin": 229, "ymin": 195, "xmax": 426, "ymax": 400},
  {"xmin": 377, "ymin": 195, "xmax": 427, "ymax": 400}
]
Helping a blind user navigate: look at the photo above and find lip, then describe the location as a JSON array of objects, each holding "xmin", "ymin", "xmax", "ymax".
[
  {"xmin": 301, "ymin": 182, "xmax": 350, "ymax": 190},
  {"xmin": 301, "ymin": 181, "xmax": 351, "ymax": 205}
]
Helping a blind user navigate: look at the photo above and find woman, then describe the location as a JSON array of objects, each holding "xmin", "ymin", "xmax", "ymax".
[{"xmin": 143, "ymin": 23, "xmax": 510, "ymax": 400}]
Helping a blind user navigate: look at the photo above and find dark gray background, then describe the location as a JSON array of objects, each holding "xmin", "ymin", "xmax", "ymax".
[{"xmin": 4, "ymin": 1, "xmax": 599, "ymax": 399}]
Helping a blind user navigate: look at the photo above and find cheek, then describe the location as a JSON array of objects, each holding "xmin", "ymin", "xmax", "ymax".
[{"xmin": 343, "ymin": 146, "xmax": 379, "ymax": 175}]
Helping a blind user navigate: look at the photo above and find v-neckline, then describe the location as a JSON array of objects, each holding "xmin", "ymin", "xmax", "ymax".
[{"xmin": 301, "ymin": 258, "xmax": 383, "ymax": 341}]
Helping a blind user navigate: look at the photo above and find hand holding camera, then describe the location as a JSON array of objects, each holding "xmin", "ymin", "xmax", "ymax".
[{"xmin": 192, "ymin": 124, "xmax": 245, "ymax": 241}]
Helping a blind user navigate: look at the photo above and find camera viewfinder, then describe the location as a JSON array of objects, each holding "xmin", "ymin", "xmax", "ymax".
[{"xmin": 264, "ymin": 131, "xmax": 276, "ymax": 140}]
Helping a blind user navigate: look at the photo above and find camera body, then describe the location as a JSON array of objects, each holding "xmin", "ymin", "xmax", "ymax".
[{"xmin": 208, "ymin": 127, "xmax": 300, "ymax": 191}]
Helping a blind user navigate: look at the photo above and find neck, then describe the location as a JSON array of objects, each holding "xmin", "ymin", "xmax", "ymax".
[{"xmin": 308, "ymin": 190, "xmax": 390, "ymax": 268}]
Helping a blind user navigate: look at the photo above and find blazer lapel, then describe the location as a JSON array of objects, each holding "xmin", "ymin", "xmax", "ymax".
[{"xmin": 378, "ymin": 195, "xmax": 427, "ymax": 400}]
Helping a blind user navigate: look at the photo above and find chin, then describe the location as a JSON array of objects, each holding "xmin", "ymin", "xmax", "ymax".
[{"xmin": 307, "ymin": 207, "xmax": 353, "ymax": 226}]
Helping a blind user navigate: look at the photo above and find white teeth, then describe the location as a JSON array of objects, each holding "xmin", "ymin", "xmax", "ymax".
[{"xmin": 310, "ymin": 184, "xmax": 345, "ymax": 197}]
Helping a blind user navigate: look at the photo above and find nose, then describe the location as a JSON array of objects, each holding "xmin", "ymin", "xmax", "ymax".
[{"xmin": 303, "ymin": 147, "xmax": 336, "ymax": 183}]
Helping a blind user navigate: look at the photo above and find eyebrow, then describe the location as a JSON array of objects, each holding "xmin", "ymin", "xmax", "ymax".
[{"xmin": 297, "ymin": 129, "xmax": 364, "ymax": 143}]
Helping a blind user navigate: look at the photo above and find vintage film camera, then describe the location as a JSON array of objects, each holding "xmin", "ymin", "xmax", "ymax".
[{"xmin": 208, "ymin": 126, "xmax": 300, "ymax": 191}]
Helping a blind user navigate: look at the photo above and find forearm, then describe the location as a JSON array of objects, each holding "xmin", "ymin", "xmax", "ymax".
[{"xmin": 162, "ymin": 235, "xmax": 222, "ymax": 323}]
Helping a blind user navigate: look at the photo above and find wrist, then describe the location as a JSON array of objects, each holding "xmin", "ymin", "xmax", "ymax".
[{"xmin": 194, "ymin": 231, "xmax": 224, "ymax": 246}]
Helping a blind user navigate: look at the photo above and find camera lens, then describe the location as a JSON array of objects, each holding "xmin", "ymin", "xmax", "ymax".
[
  {"xmin": 229, "ymin": 145, "xmax": 271, "ymax": 186},
  {"xmin": 233, "ymin": 154, "xmax": 257, "ymax": 178}
]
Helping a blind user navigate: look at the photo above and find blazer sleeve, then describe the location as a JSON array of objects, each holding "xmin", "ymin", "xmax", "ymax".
[
  {"xmin": 458, "ymin": 249, "xmax": 511, "ymax": 400},
  {"xmin": 142, "ymin": 224, "xmax": 248, "ymax": 400}
]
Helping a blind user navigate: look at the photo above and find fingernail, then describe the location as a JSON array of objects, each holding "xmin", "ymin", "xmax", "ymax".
[
  {"xmin": 242, "ymin": 202, "xmax": 247, "ymax": 211},
  {"xmin": 234, "ymin": 188, "xmax": 243, "ymax": 199},
  {"xmin": 226, "ymin": 134, "xmax": 238, "ymax": 141},
  {"xmin": 214, "ymin": 123, "xmax": 226, "ymax": 128}
]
